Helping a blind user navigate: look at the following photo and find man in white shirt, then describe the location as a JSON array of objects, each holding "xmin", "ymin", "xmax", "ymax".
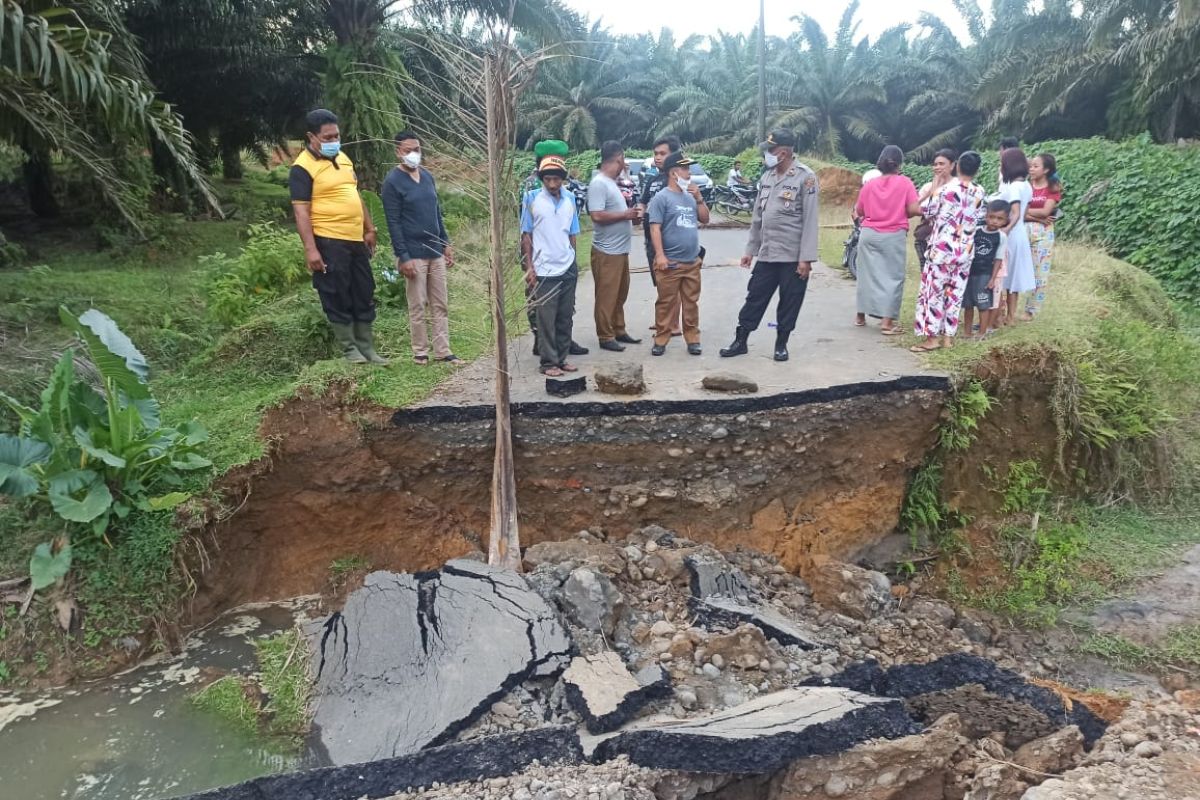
[
  {"xmin": 521, "ymin": 155, "xmax": 582, "ymax": 377},
  {"xmin": 727, "ymin": 160, "xmax": 749, "ymax": 188}
]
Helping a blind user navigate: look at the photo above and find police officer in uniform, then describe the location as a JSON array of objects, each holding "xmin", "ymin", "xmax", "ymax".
[{"xmin": 720, "ymin": 129, "xmax": 819, "ymax": 362}]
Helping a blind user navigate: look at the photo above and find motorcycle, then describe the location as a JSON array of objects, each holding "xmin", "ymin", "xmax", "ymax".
[
  {"xmin": 711, "ymin": 184, "xmax": 757, "ymax": 220},
  {"xmin": 842, "ymin": 218, "xmax": 861, "ymax": 279}
]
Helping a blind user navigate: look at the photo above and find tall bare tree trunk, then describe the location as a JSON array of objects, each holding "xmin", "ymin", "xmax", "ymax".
[{"xmin": 484, "ymin": 51, "xmax": 522, "ymax": 572}]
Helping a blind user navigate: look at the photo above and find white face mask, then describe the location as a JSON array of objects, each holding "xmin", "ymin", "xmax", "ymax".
[
  {"xmin": 401, "ymin": 151, "xmax": 421, "ymax": 169},
  {"xmin": 764, "ymin": 151, "xmax": 780, "ymax": 169},
  {"xmin": 677, "ymin": 177, "xmax": 692, "ymax": 191}
]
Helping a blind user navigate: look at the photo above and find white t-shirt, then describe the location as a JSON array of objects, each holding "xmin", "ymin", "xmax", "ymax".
[
  {"xmin": 727, "ymin": 168, "xmax": 744, "ymax": 187},
  {"xmin": 520, "ymin": 188, "xmax": 580, "ymax": 277}
]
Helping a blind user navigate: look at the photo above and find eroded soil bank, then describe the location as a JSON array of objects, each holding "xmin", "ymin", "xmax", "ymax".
[{"xmin": 191, "ymin": 378, "xmax": 947, "ymax": 619}]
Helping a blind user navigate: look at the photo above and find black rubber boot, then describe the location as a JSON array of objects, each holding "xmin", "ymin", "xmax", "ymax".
[
  {"xmin": 330, "ymin": 322, "xmax": 368, "ymax": 364},
  {"xmin": 774, "ymin": 333, "xmax": 790, "ymax": 362},
  {"xmin": 353, "ymin": 321, "xmax": 390, "ymax": 365},
  {"xmin": 719, "ymin": 326, "xmax": 750, "ymax": 358}
]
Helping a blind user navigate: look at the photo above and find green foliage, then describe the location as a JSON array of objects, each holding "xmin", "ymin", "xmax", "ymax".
[
  {"xmin": 1083, "ymin": 625, "xmax": 1200, "ymax": 674},
  {"xmin": 0, "ymin": 0, "xmax": 217, "ymax": 226},
  {"xmin": 1000, "ymin": 460, "xmax": 1051, "ymax": 514},
  {"xmin": 205, "ymin": 223, "xmax": 307, "ymax": 326},
  {"xmin": 900, "ymin": 461, "xmax": 964, "ymax": 548},
  {"xmin": 939, "ymin": 380, "xmax": 994, "ymax": 452},
  {"xmin": 29, "ymin": 541, "xmax": 72, "ymax": 591},
  {"xmin": 330, "ymin": 555, "xmax": 371, "ymax": 576},
  {"xmin": 191, "ymin": 676, "xmax": 259, "ymax": 736},
  {"xmin": 1036, "ymin": 136, "xmax": 1200, "ymax": 300},
  {"xmin": 984, "ymin": 518, "xmax": 1095, "ymax": 627},
  {"xmin": 0, "ymin": 308, "xmax": 210, "ymax": 552},
  {"xmin": 324, "ymin": 41, "xmax": 403, "ymax": 190},
  {"xmin": 735, "ymin": 147, "xmax": 764, "ymax": 181},
  {"xmin": 255, "ymin": 630, "xmax": 311, "ymax": 738}
]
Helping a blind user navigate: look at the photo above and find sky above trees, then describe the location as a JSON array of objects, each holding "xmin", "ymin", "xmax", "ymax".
[{"xmin": 571, "ymin": 0, "xmax": 972, "ymax": 41}]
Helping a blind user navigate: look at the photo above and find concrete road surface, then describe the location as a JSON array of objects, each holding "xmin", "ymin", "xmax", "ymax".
[{"xmin": 423, "ymin": 227, "xmax": 941, "ymax": 406}]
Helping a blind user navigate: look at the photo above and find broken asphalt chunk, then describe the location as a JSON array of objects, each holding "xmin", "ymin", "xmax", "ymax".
[
  {"xmin": 690, "ymin": 596, "xmax": 824, "ymax": 649},
  {"xmin": 562, "ymin": 651, "xmax": 672, "ymax": 734},
  {"xmin": 584, "ymin": 687, "xmax": 919, "ymax": 774},
  {"xmin": 307, "ymin": 559, "xmax": 572, "ymax": 766}
]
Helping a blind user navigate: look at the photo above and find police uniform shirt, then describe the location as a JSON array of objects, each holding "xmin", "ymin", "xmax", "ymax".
[{"xmin": 745, "ymin": 161, "xmax": 820, "ymax": 263}]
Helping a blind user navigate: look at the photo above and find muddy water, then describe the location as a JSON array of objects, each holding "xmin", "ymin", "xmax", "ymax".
[{"xmin": 0, "ymin": 601, "xmax": 323, "ymax": 800}]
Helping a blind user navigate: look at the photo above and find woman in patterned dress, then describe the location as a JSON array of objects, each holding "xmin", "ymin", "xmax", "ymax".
[
  {"xmin": 1021, "ymin": 153, "xmax": 1062, "ymax": 320},
  {"xmin": 912, "ymin": 151, "xmax": 987, "ymax": 352}
]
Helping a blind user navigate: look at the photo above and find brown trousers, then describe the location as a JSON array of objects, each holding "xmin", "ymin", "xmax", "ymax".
[
  {"xmin": 404, "ymin": 257, "xmax": 450, "ymax": 358},
  {"xmin": 654, "ymin": 258, "xmax": 701, "ymax": 345},
  {"xmin": 591, "ymin": 248, "xmax": 630, "ymax": 342}
]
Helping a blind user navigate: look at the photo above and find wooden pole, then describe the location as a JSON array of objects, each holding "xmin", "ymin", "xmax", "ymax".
[{"xmin": 484, "ymin": 50, "xmax": 522, "ymax": 572}]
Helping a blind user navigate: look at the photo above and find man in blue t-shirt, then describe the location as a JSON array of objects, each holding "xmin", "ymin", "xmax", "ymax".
[{"xmin": 646, "ymin": 151, "xmax": 710, "ymax": 356}]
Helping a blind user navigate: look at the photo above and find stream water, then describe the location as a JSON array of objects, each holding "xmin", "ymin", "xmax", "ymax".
[{"xmin": 0, "ymin": 600, "xmax": 324, "ymax": 800}]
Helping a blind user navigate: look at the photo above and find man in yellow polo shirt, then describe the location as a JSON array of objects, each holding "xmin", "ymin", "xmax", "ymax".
[{"xmin": 289, "ymin": 108, "xmax": 387, "ymax": 365}]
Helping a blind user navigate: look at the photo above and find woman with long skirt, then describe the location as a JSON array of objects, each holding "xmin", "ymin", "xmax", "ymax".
[{"xmin": 854, "ymin": 145, "xmax": 922, "ymax": 335}]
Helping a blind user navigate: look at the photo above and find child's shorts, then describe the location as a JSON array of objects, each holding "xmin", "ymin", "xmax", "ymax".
[{"xmin": 963, "ymin": 273, "xmax": 994, "ymax": 310}]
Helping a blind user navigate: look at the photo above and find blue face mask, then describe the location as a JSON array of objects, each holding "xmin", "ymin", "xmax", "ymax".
[{"xmin": 319, "ymin": 141, "xmax": 341, "ymax": 158}]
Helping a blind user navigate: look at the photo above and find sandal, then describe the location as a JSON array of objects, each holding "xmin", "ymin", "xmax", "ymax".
[
  {"xmin": 880, "ymin": 327, "xmax": 902, "ymax": 336},
  {"xmin": 854, "ymin": 315, "xmax": 866, "ymax": 327},
  {"xmin": 542, "ymin": 367, "xmax": 564, "ymax": 377},
  {"xmin": 413, "ymin": 355, "xmax": 429, "ymax": 366},
  {"xmin": 436, "ymin": 354, "xmax": 466, "ymax": 366},
  {"xmin": 909, "ymin": 341, "xmax": 942, "ymax": 353},
  {"xmin": 559, "ymin": 362, "xmax": 579, "ymax": 373}
]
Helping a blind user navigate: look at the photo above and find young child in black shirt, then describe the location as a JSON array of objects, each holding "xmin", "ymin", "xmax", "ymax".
[{"xmin": 963, "ymin": 199, "xmax": 1010, "ymax": 339}]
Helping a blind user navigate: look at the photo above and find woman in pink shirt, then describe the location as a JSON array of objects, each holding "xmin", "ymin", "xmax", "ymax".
[{"xmin": 854, "ymin": 145, "xmax": 922, "ymax": 335}]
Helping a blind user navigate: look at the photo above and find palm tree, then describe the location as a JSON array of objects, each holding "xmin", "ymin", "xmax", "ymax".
[
  {"xmin": 321, "ymin": 0, "xmax": 581, "ymax": 185},
  {"xmin": 0, "ymin": 0, "xmax": 215, "ymax": 223},
  {"xmin": 521, "ymin": 23, "xmax": 653, "ymax": 149},
  {"xmin": 775, "ymin": 2, "xmax": 886, "ymax": 158},
  {"xmin": 977, "ymin": 0, "xmax": 1199, "ymax": 142},
  {"xmin": 124, "ymin": 0, "xmax": 322, "ymax": 180}
]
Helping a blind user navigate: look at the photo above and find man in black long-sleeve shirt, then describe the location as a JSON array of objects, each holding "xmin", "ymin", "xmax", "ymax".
[{"xmin": 381, "ymin": 131, "xmax": 463, "ymax": 366}]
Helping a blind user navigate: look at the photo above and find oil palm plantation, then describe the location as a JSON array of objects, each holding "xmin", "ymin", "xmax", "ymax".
[
  {"xmin": 520, "ymin": 23, "xmax": 652, "ymax": 149},
  {"xmin": 124, "ymin": 0, "xmax": 322, "ymax": 180},
  {"xmin": 775, "ymin": 2, "xmax": 886, "ymax": 158},
  {"xmin": 0, "ymin": 0, "xmax": 214, "ymax": 223},
  {"xmin": 321, "ymin": 0, "xmax": 580, "ymax": 185}
]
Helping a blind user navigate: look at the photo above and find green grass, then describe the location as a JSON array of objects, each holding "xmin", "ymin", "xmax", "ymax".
[
  {"xmin": 965, "ymin": 503, "xmax": 1200, "ymax": 627},
  {"xmin": 189, "ymin": 629, "xmax": 311, "ymax": 748},
  {"xmin": 1082, "ymin": 625, "xmax": 1200, "ymax": 674},
  {"xmin": 255, "ymin": 630, "xmax": 311, "ymax": 739},
  {"xmin": 190, "ymin": 676, "xmax": 260, "ymax": 736},
  {"xmin": 330, "ymin": 555, "xmax": 371, "ymax": 576}
]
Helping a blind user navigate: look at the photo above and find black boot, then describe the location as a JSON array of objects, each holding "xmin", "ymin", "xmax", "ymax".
[
  {"xmin": 719, "ymin": 326, "xmax": 750, "ymax": 358},
  {"xmin": 774, "ymin": 332, "xmax": 790, "ymax": 362}
]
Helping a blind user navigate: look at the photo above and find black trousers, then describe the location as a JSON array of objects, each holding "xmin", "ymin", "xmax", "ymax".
[
  {"xmin": 737, "ymin": 260, "xmax": 809, "ymax": 338},
  {"xmin": 312, "ymin": 236, "xmax": 376, "ymax": 324},
  {"xmin": 532, "ymin": 267, "xmax": 578, "ymax": 369}
]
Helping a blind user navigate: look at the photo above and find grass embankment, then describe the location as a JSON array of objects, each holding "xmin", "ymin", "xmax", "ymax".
[
  {"xmin": 0, "ymin": 170, "xmax": 587, "ymax": 684},
  {"xmin": 818, "ymin": 201, "xmax": 1200, "ymax": 673}
]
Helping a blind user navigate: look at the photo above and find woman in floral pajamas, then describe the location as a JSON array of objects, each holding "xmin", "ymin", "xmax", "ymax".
[{"xmin": 913, "ymin": 151, "xmax": 987, "ymax": 352}]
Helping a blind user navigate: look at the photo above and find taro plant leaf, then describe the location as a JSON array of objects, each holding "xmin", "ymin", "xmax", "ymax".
[
  {"xmin": 72, "ymin": 427, "xmax": 127, "ymax": 468},
  {"xmin": 171, "ymin": 452, "xmax": 213, "ymax": 471},
  {"xmin": 48, "ymin": 471, "xmax": 113, "ymax": 523},
  {"xmin": 132, "ymin": 397, "xmax": 161, "ymax": 431},
  {"xmin": 178, "ymin": 420, "xmax": 208, "ymax": 447},
  {"xmin": 29, "ymin": 542, "xmax": 72, "ymax": 592},
  {"xmin": 40, "ymin": 351, "xmax": 76, "ymax": 436},
  {"xmin": 0, "ymin": 434, "xmax": 52, "ymax": 498},
  {"xmin": 58, "ymin": 307, "xmax": 151, "ymax": 400},
  {"xmin": 147, "ymin": 492, "xmax": 190, "ymax": 511}
]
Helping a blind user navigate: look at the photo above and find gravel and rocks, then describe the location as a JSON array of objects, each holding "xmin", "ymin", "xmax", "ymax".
[{"xmin": 224, "ymin": 524, "xmax": 1197, "ymax": 800}]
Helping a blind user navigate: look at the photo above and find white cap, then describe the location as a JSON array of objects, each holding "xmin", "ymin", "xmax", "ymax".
[{"xmin": 862, "ymin": 168, "xmax": 883, "ymax": 185}]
